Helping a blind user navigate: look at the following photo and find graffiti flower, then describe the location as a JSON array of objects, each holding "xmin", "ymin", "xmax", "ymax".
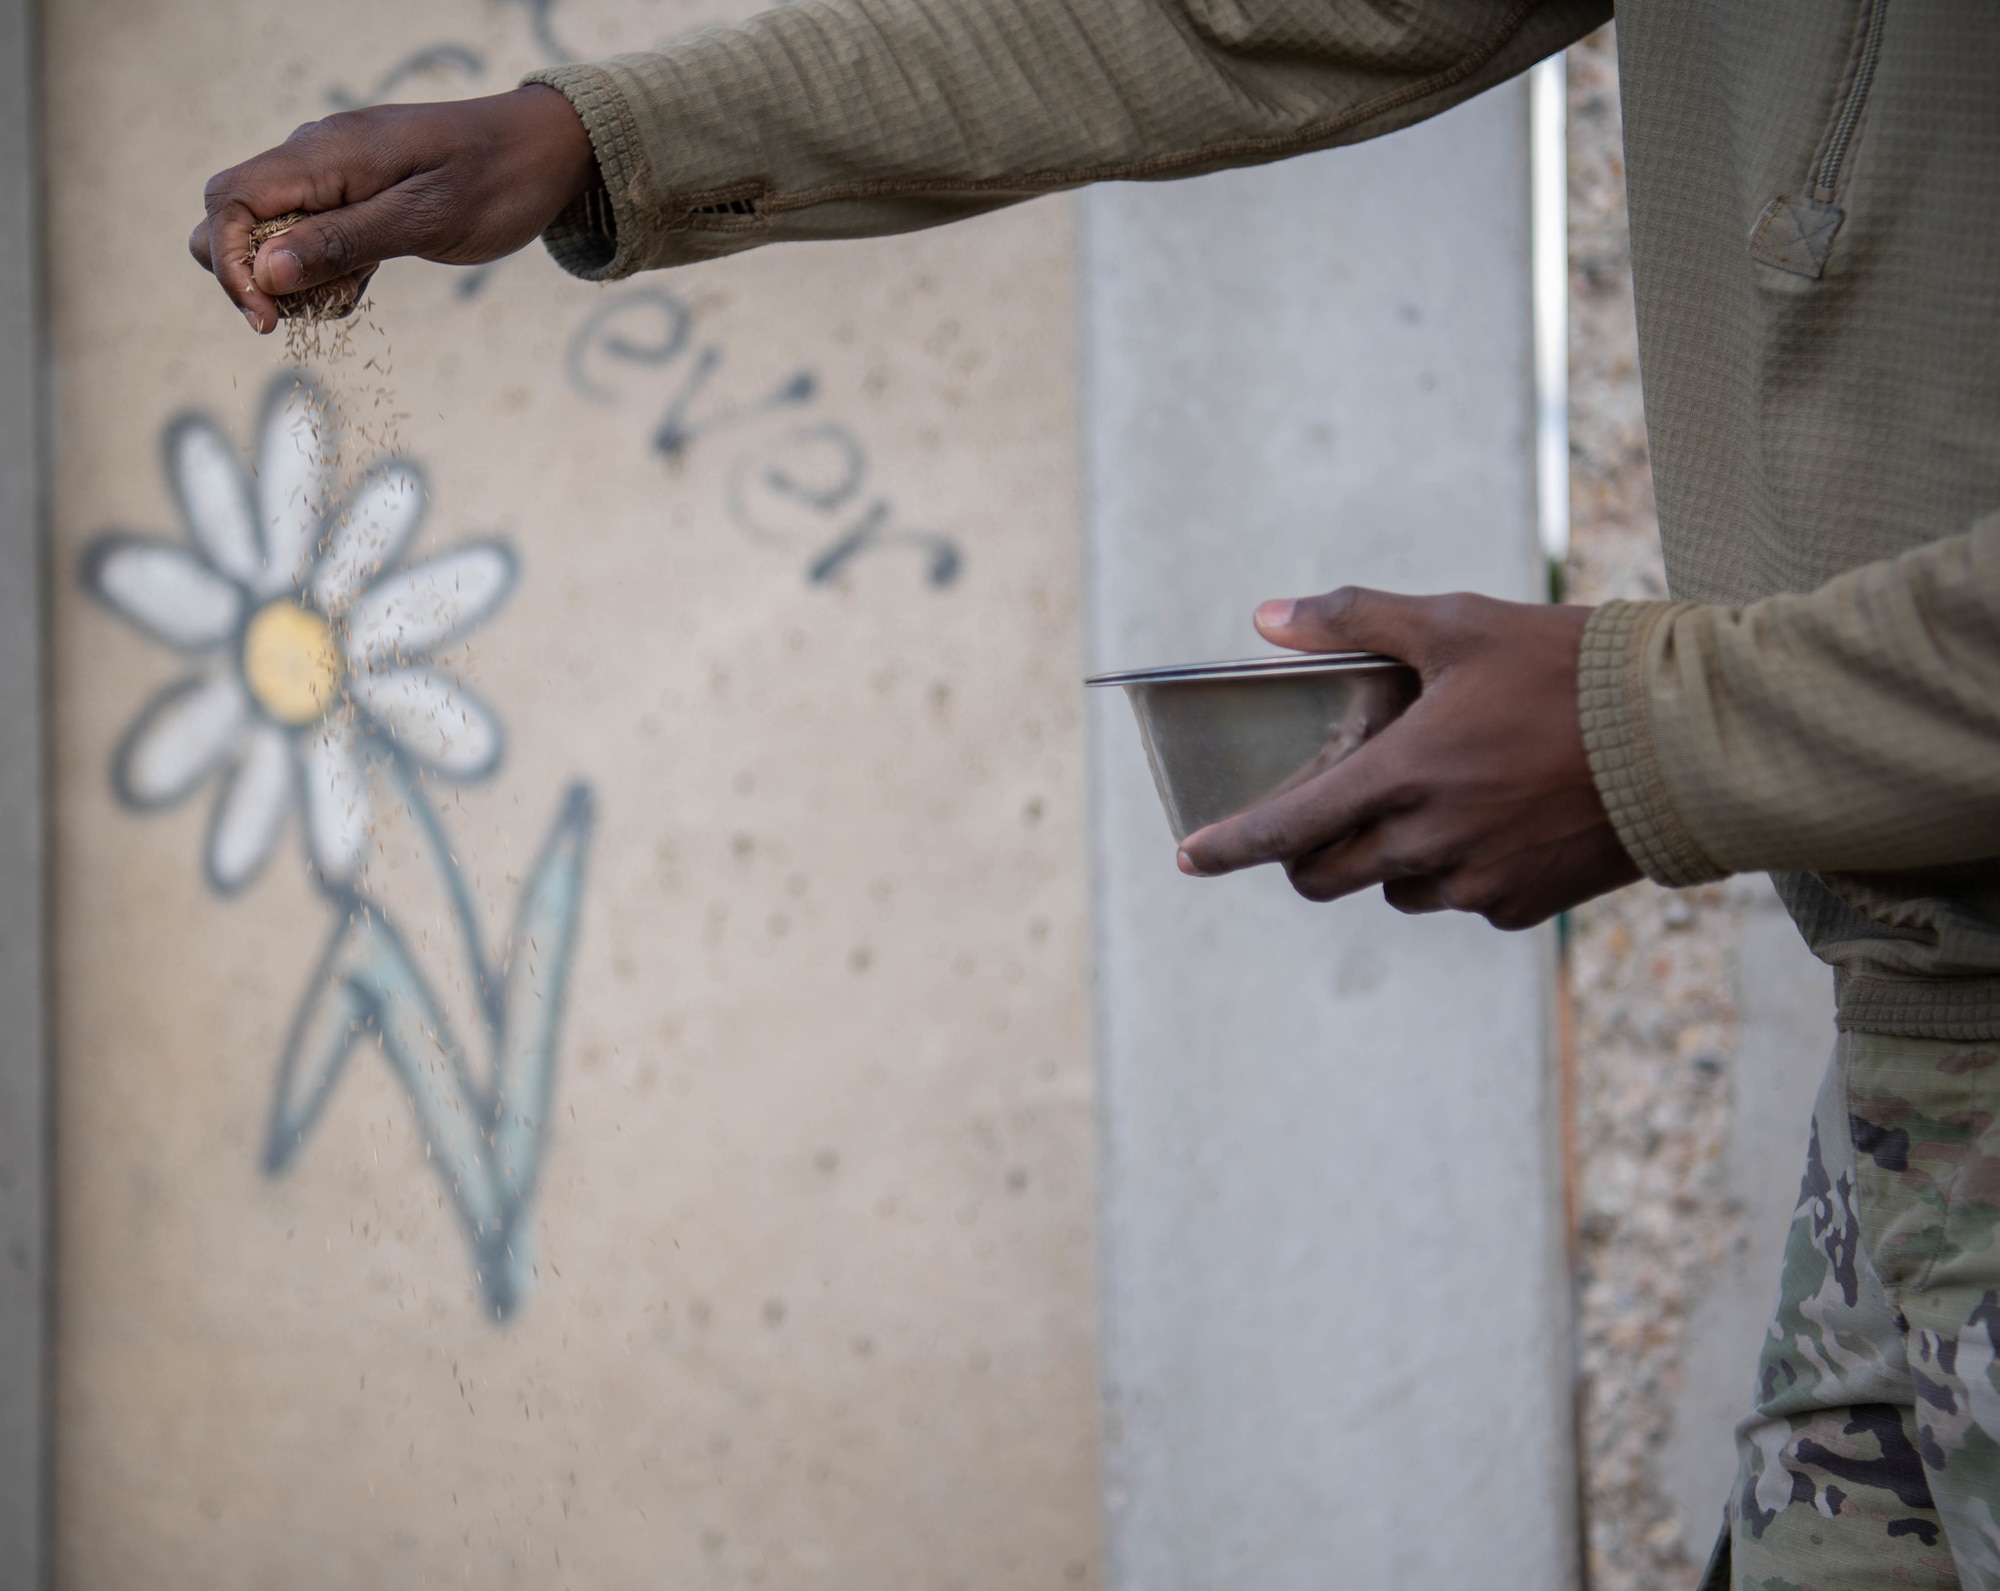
[{"xmin": 83, "ymin": 374, "xmax": 515, "ymax": 894}]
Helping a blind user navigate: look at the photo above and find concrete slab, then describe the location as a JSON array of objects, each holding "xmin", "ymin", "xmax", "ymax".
[
  {"xmin": 43, "ymin": 4, "xmax": 1095, "ymax": 1583},
  {"xmin": 1081, "ymin": 84, "xmax": 1577, "ymax": 1590}
]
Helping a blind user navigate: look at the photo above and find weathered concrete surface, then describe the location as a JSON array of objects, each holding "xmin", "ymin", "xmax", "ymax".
[
  {"xmin": 44, "ymin": 3, "xmax": 1096, "ymax": 1585},
  {"xmin": 0, "ymin": 0, "xmax": 47, "ymax": 1583},
  {"xmin": 1082, "ymin": 85, "xmax": 1576, "ymax": 1590}
]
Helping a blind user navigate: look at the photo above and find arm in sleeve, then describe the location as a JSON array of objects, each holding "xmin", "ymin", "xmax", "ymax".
[
  {"xmin": 1580, "ymin": 513, "xmax": 2000, "ymax": 885},
  {"xmin": 522, "ymin": 0, "xmax": 1608, "ymax": 279}
]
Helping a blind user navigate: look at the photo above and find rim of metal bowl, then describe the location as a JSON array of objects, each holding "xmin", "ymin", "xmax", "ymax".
[{"xmin": 1084, "ymin": 651, "xmax": 1408, "ymax": 688}]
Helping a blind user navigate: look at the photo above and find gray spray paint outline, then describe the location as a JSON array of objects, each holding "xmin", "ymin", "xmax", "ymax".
[
  {"xmin": 567, "ymin": 288, "xmax": 965, "ymax": 588},
  {"xmin": 81, "ymin": 371, "xmax": 596, "ymax": 1321},
  {"xmin": 268, "ymin": 761, "xmax": 593, "ymax": 1321}
]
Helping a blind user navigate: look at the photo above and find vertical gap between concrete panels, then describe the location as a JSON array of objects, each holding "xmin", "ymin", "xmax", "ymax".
[
  {"xmin": 1531, "ymin": 52, "xmax": 1572, "ymax": 589},
  {"xmin": 0, "ymin": 0, "xmax": 50, "ymax": 1585},
  {"xmin": 1080, "ymin": 80, "xmax": 1576, "ymax": 1591},
  {"xmin": 1531, "ymin": 47, "xmax": 1590, "ymax": 1590},
  {"xmin": 1072, "ymin": 188, "xmax": 1123, "ymax": 1591}
]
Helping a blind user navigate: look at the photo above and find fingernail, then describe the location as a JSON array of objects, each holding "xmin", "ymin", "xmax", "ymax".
[
  {"xmin": 266, "ymin": 248, "xmax": 303, "ymax": 292},
  {"xmin": 1256, "ymin": 599, "xmax": 1297, "ymax": 630},
  {"xmin": 241, "ymin": 305, "xmax": 263, "ymax": 333},
  {"xmin": 1177, "ymin": 849, "xmax": 1205, "ymax": 877}
]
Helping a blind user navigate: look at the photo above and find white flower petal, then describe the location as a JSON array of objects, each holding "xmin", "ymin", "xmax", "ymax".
[
  {"xmin": 167, "ymin": 417, "xmax": 261, "ymax": 586},
  {"xmin": 343, "ymin": 543, "xmax": 516, "ymax": 665},
  {"xmin": 300, "ymin": 713, "xmax": 370, "ymax": 885},
  {"xmin": 114, "ymin": 672, "xmax": 248, "ymax": 808},
  {"xmin": 311, "ymin": 462, "xmax": 427, "ymax": 612},
  {"xmin": 350, "ymin": 667, "xmax": 503, "ymax": 779},
  {"xmin": 207, "ymin": 724, "xmax": 293, "ymax": 893},
  {"xmin": 255, "ymin": 376, "xmax": 336, "ymax": 597},
  {"xmin": 82, "ymin": 537, "xmax": 243, "ymax": 650}
]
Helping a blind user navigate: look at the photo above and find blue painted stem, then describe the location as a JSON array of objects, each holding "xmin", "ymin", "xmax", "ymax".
[{"xmin": 265, "ymin": 761, "xmax": 596, "ymax": 1319}]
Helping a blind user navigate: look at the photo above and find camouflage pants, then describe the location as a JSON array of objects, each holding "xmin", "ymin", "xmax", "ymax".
[{"xmin": 1700, "ymin": 1032, "xmax": 2000, "ymax": 1591}]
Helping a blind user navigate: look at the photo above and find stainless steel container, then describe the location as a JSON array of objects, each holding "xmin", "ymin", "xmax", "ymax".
[{"xmin": 1087, "ymin": 653, "xmax": 1419, "ymax": 842}]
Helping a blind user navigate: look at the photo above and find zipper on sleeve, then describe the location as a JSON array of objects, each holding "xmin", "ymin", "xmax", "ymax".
[{"xmin": 1749, "ymin": 0, "xmax": 1890, "ymax": 279}]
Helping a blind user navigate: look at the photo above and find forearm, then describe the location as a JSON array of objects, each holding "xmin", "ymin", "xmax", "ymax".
[
  {"xmin": 527, "ymin": 0, "xmax": 1608, "ymax": 279},
  {"xmin": 1583, "ymin": 513, "xmax": 2000, "ymax": 882}
]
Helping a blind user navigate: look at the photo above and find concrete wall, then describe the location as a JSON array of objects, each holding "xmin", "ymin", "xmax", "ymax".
[
  {"xmin": 43, "ymin": 2, "xmax": 1096, "ymax": 1584},
  {"xmin": 0, "ymin": 0, "xmax": 48, "ymax": 1583},
  {"xmin": 27, "ymin": 4, "xmax": 1569, "ymax": 1584},
  {"xmin": 1081, "ymin": 86, "xmax": 1577, "ymax": 1589}
]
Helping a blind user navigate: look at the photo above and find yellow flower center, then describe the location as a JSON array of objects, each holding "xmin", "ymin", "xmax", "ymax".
[{"xmin": 242, "ymin": 600, "xmax": 343, "ymax": 726}]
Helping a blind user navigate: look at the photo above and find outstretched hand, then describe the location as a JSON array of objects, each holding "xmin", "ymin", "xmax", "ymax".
[
  {"xmin": 1176, "ymin": 588, "xmax": 1640, "ymax": 929},
  {"xmin": 190, "ymin": 86, "xmax": 599, "ymax": 334}
]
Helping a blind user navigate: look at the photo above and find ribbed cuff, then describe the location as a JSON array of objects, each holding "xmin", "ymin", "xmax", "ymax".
[
  {"xmin": 1577, "ymin": 600, "xmax": 1726, "ymax": 889},
  {"xmin": 523, "ymin": 65, "xmax": 656, "ymax": 281}
]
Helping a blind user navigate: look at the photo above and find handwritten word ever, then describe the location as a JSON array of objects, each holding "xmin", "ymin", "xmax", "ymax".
[{"xmin": 566, "ymin": 289, "xmax": 962, "ymax": 588}]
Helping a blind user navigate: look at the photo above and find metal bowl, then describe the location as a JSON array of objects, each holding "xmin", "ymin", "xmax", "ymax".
[{"xmin": 1087, "ymin": 652, "xmax": 1420, "ymax": 842}]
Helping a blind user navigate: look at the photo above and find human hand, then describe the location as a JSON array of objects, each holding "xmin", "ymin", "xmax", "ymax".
[
  {"xmin": 1176, "ymin": 588, "xmax": 1641, "ymax": 929},
  {"xmin": 189, "ymin": 86, "xmax": 599, "ymax": 334}
]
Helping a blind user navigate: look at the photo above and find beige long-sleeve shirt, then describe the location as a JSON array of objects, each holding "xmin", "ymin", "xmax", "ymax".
[{"xmin": 527, "ymin": 0, "xmax": 2000, "ymax": 1039}]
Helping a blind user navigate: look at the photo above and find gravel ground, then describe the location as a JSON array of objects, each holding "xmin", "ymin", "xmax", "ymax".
[{"xmin": 1563, "ymin": 28, "xmax": 1750, "ymax": 1590}]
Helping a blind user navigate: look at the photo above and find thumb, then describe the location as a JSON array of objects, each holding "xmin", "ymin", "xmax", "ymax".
[
  {"xmin": 1253, "ymin": 585, "xmax": 1436, "ymax": 663},
  {"xmin": 251, "ymin": 183, "xmax": 445, "ymax": 297}
]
